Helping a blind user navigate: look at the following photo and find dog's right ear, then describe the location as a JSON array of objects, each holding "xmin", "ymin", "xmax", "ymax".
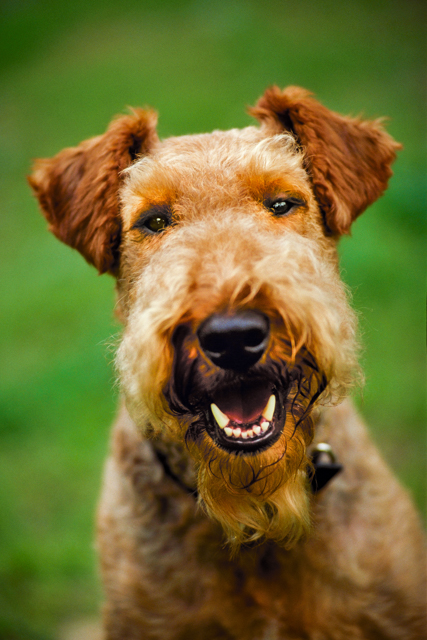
[
  {"xmin": 250, "ymin": 86, "xmax": 400, "ymax": 235},
  {"xmin": 29, "ymin": 109, "xmax": 158, "ymax": 275}
]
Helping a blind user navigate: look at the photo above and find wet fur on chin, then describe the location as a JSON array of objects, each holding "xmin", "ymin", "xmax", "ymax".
[{"xmin": 188, "ymin": 418, "xmax": 313, "ymax": 551}]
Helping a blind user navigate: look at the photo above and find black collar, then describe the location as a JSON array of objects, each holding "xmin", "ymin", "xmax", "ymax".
[{"xmin": 309, "ymin": 443, "xmax": 343, "ymax": 493}]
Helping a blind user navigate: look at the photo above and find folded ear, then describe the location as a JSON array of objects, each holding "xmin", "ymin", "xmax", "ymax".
[
  {"xmin": 29, "ymin": 109, "xmax": 158, "ymax": 274},
  {"xmin": 250, "ymin": 86, "xmax": 400, "ymax": 235}
]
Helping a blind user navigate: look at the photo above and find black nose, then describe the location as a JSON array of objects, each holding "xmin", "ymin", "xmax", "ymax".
[{"xmin": 197, "ymin": 310, "xmax": 270, "ymax": 372}]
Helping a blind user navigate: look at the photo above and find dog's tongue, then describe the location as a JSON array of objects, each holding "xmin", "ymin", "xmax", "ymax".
[{"xmin": 213, "ymin": 381, "xmax": 272, "ymax": 423}]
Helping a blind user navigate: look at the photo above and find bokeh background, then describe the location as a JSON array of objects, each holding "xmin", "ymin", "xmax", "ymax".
[{"xmin": 0, "ymin": 0, "xmax": 425, "ymax": 637}]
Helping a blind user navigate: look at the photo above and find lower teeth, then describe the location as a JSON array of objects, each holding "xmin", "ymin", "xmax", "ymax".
[{"xmin": 225, "ymin": 422, "xmax": 270, "ymax": 439}]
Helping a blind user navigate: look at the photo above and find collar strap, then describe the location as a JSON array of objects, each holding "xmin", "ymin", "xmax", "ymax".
[{"xmin": 154, "ymin": 448, "xmax": 199, "ymax": 498}]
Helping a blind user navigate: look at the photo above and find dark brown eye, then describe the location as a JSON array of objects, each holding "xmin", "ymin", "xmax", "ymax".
[
  {"xmin": 144, "ymin": 214, "xmax": 169, "ymax": 233},
  {"xmin": 132, "ymin": 205, "xmax": 172, "ymax": 234},
  {"xmin": 264, "ymin": 197, "xmax": 304, "ymax": 217}
]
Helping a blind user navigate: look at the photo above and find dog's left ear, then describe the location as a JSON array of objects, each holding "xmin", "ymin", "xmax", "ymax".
[
  {"xmin": 250, "ymin": 86, "xmax": 400, "ymax": 235},
  {"xmin": 29, "ymin": 109, "xmax": 158, "ymax": 274}
]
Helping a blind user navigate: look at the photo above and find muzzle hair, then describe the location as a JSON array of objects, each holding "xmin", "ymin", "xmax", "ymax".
[{"xmin": 117, "ymin": 226, "xmax": 359, "ymax": 431}]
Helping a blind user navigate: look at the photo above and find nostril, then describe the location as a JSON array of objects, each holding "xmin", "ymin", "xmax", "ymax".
[
  {"xmin": 244, "ymin": 328, "xmax": 267, "ymax": 350},
  {"xmin": 197, "ymin": 310, "xmax": 270, "ymax": 372},
  {"xmin": 201, "ymin": 333, "xmax": 227, "ymax": 357}
]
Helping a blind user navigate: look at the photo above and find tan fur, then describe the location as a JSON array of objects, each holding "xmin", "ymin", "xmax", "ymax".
[{"xmin": 29, "ymin": 87, "xmax": 426, "ymax": 639}]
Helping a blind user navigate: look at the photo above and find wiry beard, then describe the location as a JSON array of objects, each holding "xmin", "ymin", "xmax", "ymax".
[
  {"xmin": 164, "ymin": 341, "xmax": 325, "ymax": 551},
  {"xmin": 188, "ymin": 413, "xmax": 313, "ymax": 552}
]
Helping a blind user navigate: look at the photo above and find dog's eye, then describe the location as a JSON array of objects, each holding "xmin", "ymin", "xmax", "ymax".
[
  {"xmin": 264, "ymin": 197, "xmax": 305, "ymax": 217},
  {"xmin": 144, "ymin": 214, "xmax": 170, "ymax": 233},
  {"xmin": 133, "ymin": 206, "xmax": 172, "ymax": 234}
]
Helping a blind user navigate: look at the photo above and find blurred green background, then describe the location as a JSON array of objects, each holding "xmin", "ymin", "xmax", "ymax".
[{"xmin": 0, "ymin": 0, "xmax": 425, "ymax": 637}]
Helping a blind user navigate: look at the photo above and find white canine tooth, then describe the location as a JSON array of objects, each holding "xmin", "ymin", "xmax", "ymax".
[
  {"xmin": 241, "ymin": 430, "xmax": 248, "ymax": 439},
  {"xmin": 262, "ymin": 394, "xmax": 276, "ymax": 422},
  {"xmin": 246, "ymin": 429, "xmax": 254, "ymax": 438},
  {"xmin": 224, "ymin": 427, "xmax": 233, "ymax": 437},
  {"xmin": 261, "ymin": 422, "xmax": 269, "ymax": 433},
  {"xmin": 211, "ymin": 403, "xmax": 229, "ymax": 429},
  {"xmin": 253, "ymin": 426, "xmax": 261, "ymax": 435},
  {"xmin": 233, "ymin": 428, "xmax": 242, "ymax": 438}
]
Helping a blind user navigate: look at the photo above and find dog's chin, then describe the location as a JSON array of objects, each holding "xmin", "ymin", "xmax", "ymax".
[
  {"xmin": 161, "ymin": 365, "xmax": 316, "ymax": 549},
  {"xmin": 194, "ymin": 426, "xmax": 312, "ymax": 550}
]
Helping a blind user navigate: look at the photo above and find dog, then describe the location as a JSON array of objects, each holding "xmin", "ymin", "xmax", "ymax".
[{"xmin": 29, "ymin": 86, "xmax": 426, "ymax": 639}]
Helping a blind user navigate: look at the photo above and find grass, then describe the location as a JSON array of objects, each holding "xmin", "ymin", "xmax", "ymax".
[{"xmin": 0, "ymin": 0, "xmax": 425, "ymax": 636}]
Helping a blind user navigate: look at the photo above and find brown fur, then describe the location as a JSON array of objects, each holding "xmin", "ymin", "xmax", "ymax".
[
  {"xmin": 29, "ymin": 109, "xmax": 158, "ymax": 274},
  {"xmin": 30, "ymin": 87, "xmax": 426, "ymax": 639}
]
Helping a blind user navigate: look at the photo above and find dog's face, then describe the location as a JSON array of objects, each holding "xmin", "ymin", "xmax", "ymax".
[
  {"xmin": 29, "ymin": 86, "xmax": 398, "ymax": 547},
  {"xmin": 115, "ymin": 126, "xmax": 359, "ymax": 546}
]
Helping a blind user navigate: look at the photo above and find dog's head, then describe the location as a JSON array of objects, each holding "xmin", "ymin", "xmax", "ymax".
[{"xmin": 29, "ymin": 87, "xmax": 399, "ymax": 548}]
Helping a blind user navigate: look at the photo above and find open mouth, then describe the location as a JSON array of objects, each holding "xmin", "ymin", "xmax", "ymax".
[
  {"xmin": 166, "ymin": 322, "xmax": 326, "ymax": 455},
  {"xmin": 205, "ymin": 379, "xmax": 285, "ymax": 453}
]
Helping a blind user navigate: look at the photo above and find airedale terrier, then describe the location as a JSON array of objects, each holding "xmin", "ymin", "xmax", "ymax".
[{"xmin": 30, "ymin": 86, "xmax": 426, "ymax": 640}]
